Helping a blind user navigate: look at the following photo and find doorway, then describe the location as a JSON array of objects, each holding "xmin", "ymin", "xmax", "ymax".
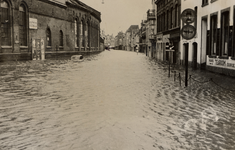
[{"xmin": 193, "ymin": 42, "xmax": 198, "ymax": 69}]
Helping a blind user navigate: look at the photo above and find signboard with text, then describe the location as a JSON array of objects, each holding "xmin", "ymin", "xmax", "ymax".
[
  {"xmin": 207, "ymin": 56, "xmax": 235, "ymax": 70},
  {"xmin": 29, "ymin": 18, "xmax": 38, "ymax": 29}
]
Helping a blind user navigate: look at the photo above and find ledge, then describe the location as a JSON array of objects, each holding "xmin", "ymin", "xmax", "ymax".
[
  {"xmin": 1, "ymin": 46, "xmax": 12, "ymax": 49},
  {"xmin": 211, "ymin": 0, "xmax": 217, "ymax": 3},
  {"xmin": 208, "ymin": 55, "xmax": 217, "ymax": 58},
  {"xmin": 20, "ymin": 46, "xmax": 28, "ymax": 49},
  {"xmin": 218, "ymin": 56, "xmax": 229, "ymax": 59}
]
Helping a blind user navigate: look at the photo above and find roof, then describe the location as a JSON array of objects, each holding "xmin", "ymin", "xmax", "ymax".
[{"xmin": 126, "ymin": 25, "xmax": 139, "ymax": 33}]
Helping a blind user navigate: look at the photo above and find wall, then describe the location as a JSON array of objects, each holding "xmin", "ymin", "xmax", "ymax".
[{"xmin": 0, "ymin": 0, "xmax": 101, "ymax": 61}]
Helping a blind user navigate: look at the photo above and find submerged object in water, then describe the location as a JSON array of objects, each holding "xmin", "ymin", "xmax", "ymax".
[{"xmin": 71, "ymin": 55, "xmax": 83, "ymax": 62}]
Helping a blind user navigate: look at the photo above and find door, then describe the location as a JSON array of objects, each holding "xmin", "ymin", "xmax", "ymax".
[{"xmin": 193, "ymin": 42, "xmax": 198, "ymax": 69}]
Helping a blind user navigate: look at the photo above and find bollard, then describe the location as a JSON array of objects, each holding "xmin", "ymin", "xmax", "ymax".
[
  {"xmin": 174, "ymin": 71, "xmax": 176, "ymax": 81},
  {"xmin": 189, "ymin": 75, "xmax": 192, "ymax": 92},
  {"xmin": 179, "ymin": 73, "xmax": 181, "ymax": 87}
]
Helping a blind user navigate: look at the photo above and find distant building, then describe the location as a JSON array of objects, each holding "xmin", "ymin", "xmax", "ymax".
[
  {"xmin": 115, "ymin": 32, "xmax": 125, "ymax": 50},
  {"xmin": 104, "ymin": 34, "xmax": 115, "ymax": 48},
  {"xmin": 0, "ymin": 0, "xmax": 101, "ymax": 61},
  {"xmin": 125, "ymin": 25, "xmax": 139, "ymax": 51},
  {"xmin": 140, "ymin": 20, "xmax": 147, "ymax": 54}
]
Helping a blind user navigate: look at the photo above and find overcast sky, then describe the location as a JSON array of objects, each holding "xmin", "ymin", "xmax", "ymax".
[{"xmin": 79, "ymin": 0, "xmax": 153, "ymax": 36}]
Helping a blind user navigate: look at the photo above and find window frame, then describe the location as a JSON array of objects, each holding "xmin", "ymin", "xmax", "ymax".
[
  {"xmin": 202, "ymin": 0, "xmax": 209, "ymax": 7},
  {"xmin": 221, "ymin": 9, "xmax": 230, "ymax": 56},
  {"xmin": 19, "ymin": 4, "xmax": 27, "ymax": 46},
  {"xmin": 210, "ymin": 13, "xmax": 218, "ymax": 55},
  {"xmin": 59, "ymin": 30, "xmax": 63, "ymax": 47},
  {"xmin": 46, "ymin": 28, "xmax": 52, "ymax": 48},
  {"xmin": 0, "ymin": 0, "xmax": 11, "ymax": 46}
]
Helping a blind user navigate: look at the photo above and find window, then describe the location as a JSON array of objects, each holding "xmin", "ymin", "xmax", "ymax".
[
  {"xmin": 46, "ymin": 28, "xmax": 51, "ymax": 46},
  {"xmin": 221, "ymin": 11, "xmax": 229, "ymax": 55},
  {"xmin": 87, "ymin": 21, "xmax": 90, "ymax": 48},
  {"xmin": 74, "ymin": 19, "xmax": 78, "ymax": 47},
  {"xmin": 19, "ymin": 4, "xmax": 27, "ymax": 46},
  {"xmin": 0, "ymin": 0, "xmax": 11, "ymax": 46},
  {"xmin": 59, "ymin": 30, "xmax": 63, "ymax": 47},
  {"xmin": 175, "ymin": 5, "xmax": 179, "ymax": 27},
  {"xmin": 202, "ymin": 0, "xmax": 208, "ymax": 6},
  {"xmin": 210, "ymin": 15, "xmax": 217, "ymax": 55},
  {"xmin": 171, "ymin": 7, "xmax": 174, "ymax": 28},
  {"xmin": 167, "ymin": 10, "xmax": 169, "ymax": 30},
  {"xmin": 81, "ymin": 21, "xmax": 85, "ymax": 47}
]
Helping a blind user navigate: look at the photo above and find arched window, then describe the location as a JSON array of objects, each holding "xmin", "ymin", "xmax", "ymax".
[
  {"xmin": 74, "ymin": 19, "xmax": 78, "ymax": 47},
  {"xmin": 59, "ymin": 30, "xmax": 63, "ymax": 47},
  {"xmin": 46, "ymin": 28, "xmax": 51, "ymax": 46},
  {"xmin": 0, "ymin": 0, "xmax": 11, "ymax": 46},
  {"xmin": 87, "ymin": 21, "xmax": 90, "ymax": 49},
  {"xmin": 19, "ymin": 4, "xmax": 27, "ymax": 46},
  {"xmin": 82, "ymin": 20, "xmax": 85, "ymax": 47}
]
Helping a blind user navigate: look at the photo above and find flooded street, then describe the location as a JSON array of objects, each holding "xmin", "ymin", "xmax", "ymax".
[{"xmin": 0, "ymin": 50, "xmax": 235, "ymax": 150}]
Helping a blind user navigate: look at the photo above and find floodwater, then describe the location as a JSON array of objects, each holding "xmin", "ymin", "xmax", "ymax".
[{"xmin": 0, "ymin": 50, "xmax": 235, "ymax": 150}]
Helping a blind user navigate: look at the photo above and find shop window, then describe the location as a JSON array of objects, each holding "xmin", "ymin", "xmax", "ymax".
[
  {"xmin": 210, "ymin": 15, "xmax": 217, "ymax": 55},
  {"xmin": 221, "ymin": 11, "xmax": 229, "ymax": 56},
  {"xmin": 46, "ymin": 28, "xmax": 51, "ymax": 47},
  {"xmin": 0, "ymin": 0, "xmax": 11, "ymax": 46},
  {"xmin": 19, "ymin": 4, "xmax": 27, "ymax": 46},
  {"xmin": 59, "ymin": 30, "xmax": 63, "ymax": 47}
]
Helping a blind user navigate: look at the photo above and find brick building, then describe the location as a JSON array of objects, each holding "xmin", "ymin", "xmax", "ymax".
[{"xmin": 0, "ymin": 0, "xmax": 101, "ymax": 61}]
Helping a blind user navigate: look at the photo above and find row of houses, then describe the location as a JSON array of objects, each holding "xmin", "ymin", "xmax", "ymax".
[
  {"xmin": 109, "ymin": 25, "xmax": 139, "ymax": 51},
  {"xmin": 0, "ymin": 0, "xmax": 102, "ymax": 62},
  {"xmin": 140, "ymin": 0, "xmax": 235, "ymax": 77}
]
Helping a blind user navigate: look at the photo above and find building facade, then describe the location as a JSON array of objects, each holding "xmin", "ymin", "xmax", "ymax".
[
  {"xmin": 181, "ymin": 0, "xmax": 235, "ymax": 76},
  {"xmin": 147, "ymin": 6, "xmax": 156, "ymax": 58},
  {"xmin": 114, "ymin": 31, "xmax": 124, "ymax": 50},
  {"xmin": 0, "ymin": 0, "xmax": 101, "ymax": 61},
  {"xmin": 140, "ymin": 20, "xmax": 147, "ymax": 54},
  {"xmin": 125, "ymin": 25, "xmax": 139, "ymax": 51},
  {"xmin": 155, "ymin": 0, "xmax": 181, "ymax": 63}
]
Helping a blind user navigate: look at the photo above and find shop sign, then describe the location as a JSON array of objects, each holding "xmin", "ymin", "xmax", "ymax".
[
  {"xmin": 207, "ymin": 56, "xmax": 235, "ymax": 70},
  {"xmin": 29, "ymin": 18, "xmax": 38, "ymax": 29}
]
